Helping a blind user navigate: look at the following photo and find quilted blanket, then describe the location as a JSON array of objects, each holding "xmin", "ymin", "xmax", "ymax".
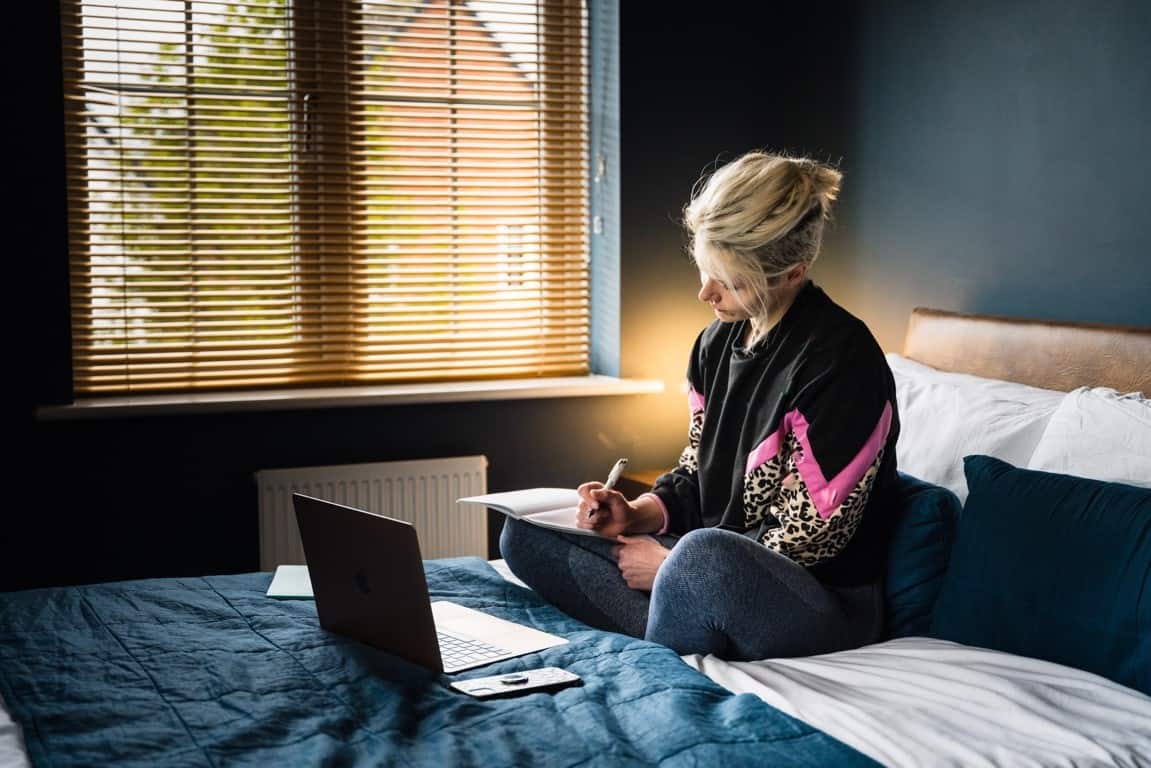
[{"xmin": 0, "ymin": 557, "xmax": 874, "ymax": 767}]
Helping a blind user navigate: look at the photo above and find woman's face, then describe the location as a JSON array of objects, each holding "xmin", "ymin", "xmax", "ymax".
[
  {"xmin": 695, "ymin": 244, "xmax": 761, "ymax": 321},
  {"xmin": 697, "ymin": 270, "xmax": 758, "ymax": 321}
]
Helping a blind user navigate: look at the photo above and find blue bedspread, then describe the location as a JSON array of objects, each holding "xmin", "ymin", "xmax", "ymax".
[{"xmin": 0, "ymin": 557, "xmax": 874, "ymax": 767}]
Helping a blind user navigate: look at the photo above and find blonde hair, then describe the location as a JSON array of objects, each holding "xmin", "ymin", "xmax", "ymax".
[{"xmin": 684, "ymin": 151, "xmax": 842, "ymax": 317}]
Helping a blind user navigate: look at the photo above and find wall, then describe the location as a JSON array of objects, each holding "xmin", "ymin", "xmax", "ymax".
[
  {"xmin": 10, "ymin": 1, "xmax": 1150, "ymax": 591},
  {"xmin": 822, "ymin": 0, "xmax": 1151, "ymax": 348}
]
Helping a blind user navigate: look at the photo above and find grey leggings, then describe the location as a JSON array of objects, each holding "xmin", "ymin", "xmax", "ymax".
[{"xmin": 499, "ymin": 519, "xmax": 883, "ymax": 660}]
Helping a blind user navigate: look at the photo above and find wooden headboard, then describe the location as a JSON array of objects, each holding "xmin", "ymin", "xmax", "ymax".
[{"xmin": 902, "ymin": 307, "xmax": 1151, "ymax": 394}]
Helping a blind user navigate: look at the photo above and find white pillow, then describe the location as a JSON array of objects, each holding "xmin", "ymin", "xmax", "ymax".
[
  {"xmin": 886, "ymin": 353, "xmax": 1065, "ymax": 502},
  {"xmin": 1026, "ymin": 387, "xmax": 1151, "ymax": 487}
]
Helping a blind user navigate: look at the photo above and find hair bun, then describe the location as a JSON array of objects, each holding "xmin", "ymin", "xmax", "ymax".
[
  {"xmin": 805, "ymin": 161, "xmax": 843, "ymax": 214},
  {"xmin": 684, "ymin": 150, "xmax": 841, "ymax": 274}
]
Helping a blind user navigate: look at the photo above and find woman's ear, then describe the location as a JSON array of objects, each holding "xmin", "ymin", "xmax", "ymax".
[{"xmin": 786, "ymin": 263, "xmax": 809, "ymax": 285}]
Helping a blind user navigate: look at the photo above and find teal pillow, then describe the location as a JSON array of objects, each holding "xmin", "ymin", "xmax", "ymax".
[
  {"xmin": 882, "ymin": 473, "xmax": 961, "ymax": 638},
  {"xmin": 930, "ymin": 455, "xmax": 1151, "ymax": 695}
]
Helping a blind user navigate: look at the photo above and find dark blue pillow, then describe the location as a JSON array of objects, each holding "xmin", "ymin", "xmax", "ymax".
[
  {"xmin": 930, "ymin": 455, "xmax": 1151, "ymax": 696},
  {"xmin": 882, "ymin": 473, "xmax": 961, "ymax": 638}
]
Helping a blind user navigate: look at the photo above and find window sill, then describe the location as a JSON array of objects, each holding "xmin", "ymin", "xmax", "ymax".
[{"xmin": 36, "ymin": 375, "xmax": 666, "ymax": 420}]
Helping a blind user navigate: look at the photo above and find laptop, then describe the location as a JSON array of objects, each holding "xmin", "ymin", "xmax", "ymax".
[{"xmin": 292, "ymin": 493, "xmax": 568, "ymax": 673}]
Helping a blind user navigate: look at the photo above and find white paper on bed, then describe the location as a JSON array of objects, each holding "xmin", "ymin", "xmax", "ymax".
[
  {"xmin": 1027, "ymin": 386, "xmax": 1151, "ymax": 487},
  {"xmin": 682, "ymin": 638, "xmax": 1151, "ymax": 768},
  {"xmin": 0, "ymin": 693, "xmax": 30, "ymax": 768},
  {"xmin": 885, "ymin": 353, "xmax": 1065, "ymax": 501}
]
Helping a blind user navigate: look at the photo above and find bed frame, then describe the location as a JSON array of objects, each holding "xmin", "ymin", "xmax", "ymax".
[{"xmin": 903, "ymin": 307, "xmax": 1151, "ymax": 394}]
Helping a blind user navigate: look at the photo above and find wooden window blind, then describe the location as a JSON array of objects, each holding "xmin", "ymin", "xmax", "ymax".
[{"xmin": 60, "ymin": 0, "xmax": 589, "ymax": 395}]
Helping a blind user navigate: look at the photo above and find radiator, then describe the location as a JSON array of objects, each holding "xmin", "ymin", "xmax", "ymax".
[{"xmin": 256, "ymin": 455, "xmax": 488, "ymax": 570}]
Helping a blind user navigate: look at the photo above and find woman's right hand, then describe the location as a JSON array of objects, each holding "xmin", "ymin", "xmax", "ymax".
[{"xmin": 576, "ymin": 481, "xmax": 634, "ymax": 538}]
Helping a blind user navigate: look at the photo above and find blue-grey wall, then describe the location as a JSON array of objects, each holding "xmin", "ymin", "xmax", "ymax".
[{"xmin": 822, "ymin": 0, "xmax": 1151, "ymax": 348}]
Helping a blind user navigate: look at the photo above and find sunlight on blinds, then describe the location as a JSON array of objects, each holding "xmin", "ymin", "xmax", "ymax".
[{"xmin": 61, "ymin": 0, "xmax": 589, "ymax": 394}]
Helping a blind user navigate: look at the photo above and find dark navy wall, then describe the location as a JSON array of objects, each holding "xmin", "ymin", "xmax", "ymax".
[{"xmin": 823, "ymin": 0, "xmax": 1151, "ymax": 348}]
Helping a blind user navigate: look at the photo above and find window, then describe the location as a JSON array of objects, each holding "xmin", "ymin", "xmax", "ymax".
[{"xmin": 61, "ymin": 0, "xmax": 590, "ymax": 395}]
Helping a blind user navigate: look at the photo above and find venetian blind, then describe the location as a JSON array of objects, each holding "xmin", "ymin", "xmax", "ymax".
[{"xmin": 61, "ymin": 0, "xmax": 589, "ymax": 395}]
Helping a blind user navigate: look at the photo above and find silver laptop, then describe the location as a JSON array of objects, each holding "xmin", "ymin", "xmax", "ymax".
[{"xmin": 292, "ymin": 493, "xmax": 567, "ymax": 673}]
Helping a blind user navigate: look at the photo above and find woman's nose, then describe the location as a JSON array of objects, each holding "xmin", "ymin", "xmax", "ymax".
[{"xmin": 698, "ymin": 279, "xmax": 718, "ymax": 304}]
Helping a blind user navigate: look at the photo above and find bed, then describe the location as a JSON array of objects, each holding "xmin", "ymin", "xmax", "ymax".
[{"xmin": 3, "ymin": 307, "xmax": 1150, "ymax": 767}]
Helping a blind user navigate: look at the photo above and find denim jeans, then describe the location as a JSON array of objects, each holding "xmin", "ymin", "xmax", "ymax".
[{"xmin": 499, "ymin": 519, "xmax": 883, "ymax": 660}]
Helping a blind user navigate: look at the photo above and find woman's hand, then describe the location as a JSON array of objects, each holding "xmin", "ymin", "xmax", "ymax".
[
  {"xmin": 612, "ymin": 535, "xmax": 670, "ymax": 592},
  {"xmin": 576, "ymin": 482, "xmax": 634, "ymax": 538}
]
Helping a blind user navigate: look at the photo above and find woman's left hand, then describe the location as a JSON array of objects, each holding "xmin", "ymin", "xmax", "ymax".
[{"xmin": 612, "ymin": 535, "xmax": 671, "ymax": 592}]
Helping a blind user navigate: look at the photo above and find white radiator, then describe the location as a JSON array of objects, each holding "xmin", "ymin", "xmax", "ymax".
[{"xmin": 256, "ymin": 455, "xmax": 488, "ymax": 570}]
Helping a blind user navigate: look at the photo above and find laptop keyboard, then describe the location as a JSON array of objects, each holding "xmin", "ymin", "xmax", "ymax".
[{"xmin": 437, "ymin": 630, "xmax": 511, "ymax": 671}]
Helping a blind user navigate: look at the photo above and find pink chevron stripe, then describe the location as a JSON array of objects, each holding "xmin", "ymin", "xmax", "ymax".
[
  {"xmin": 745, "ymin": 425, "xmax": 788, "ymax": 475},
  {"xmin": 688, "ymin": 387, "xmax": 705, "ymax": 414},
  {"xmin": 789, "ymin": 400, "xmax": 893, "ymax": 520}
]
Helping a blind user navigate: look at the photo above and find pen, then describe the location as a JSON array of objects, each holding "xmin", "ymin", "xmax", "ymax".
[{"xmin": 587, "ymin": 457, "xmax": 628, "ymax": 523}]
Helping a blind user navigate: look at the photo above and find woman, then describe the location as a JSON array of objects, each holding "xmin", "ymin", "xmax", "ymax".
[{"xmin": 500, "ymin": 150, "xmax": 900, "ymax": 661}]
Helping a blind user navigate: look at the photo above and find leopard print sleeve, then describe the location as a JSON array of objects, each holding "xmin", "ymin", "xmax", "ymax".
[
  {"xmin": 676, "ymin": 387, "xmax": 705, "ymax": 474},
  {"xmin": 741, "ymin": 431, "xmax": 789, "ymax": 529},
  {"xmin": 761, "ymin": 438, "xmax": 885, "ymax": 566},
  {"xmin": 649, "ymin": 327, "xmax": 720, "ymax": 535},
  {"xmin": 744, "ymin": 400, "xmax": 894, "ymax": 566}
]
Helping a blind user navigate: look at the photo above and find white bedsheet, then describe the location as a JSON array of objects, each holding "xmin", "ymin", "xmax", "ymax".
[{"xmin": 682, "ymin": 637, "xmax": 1151, "ymax": 768}]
